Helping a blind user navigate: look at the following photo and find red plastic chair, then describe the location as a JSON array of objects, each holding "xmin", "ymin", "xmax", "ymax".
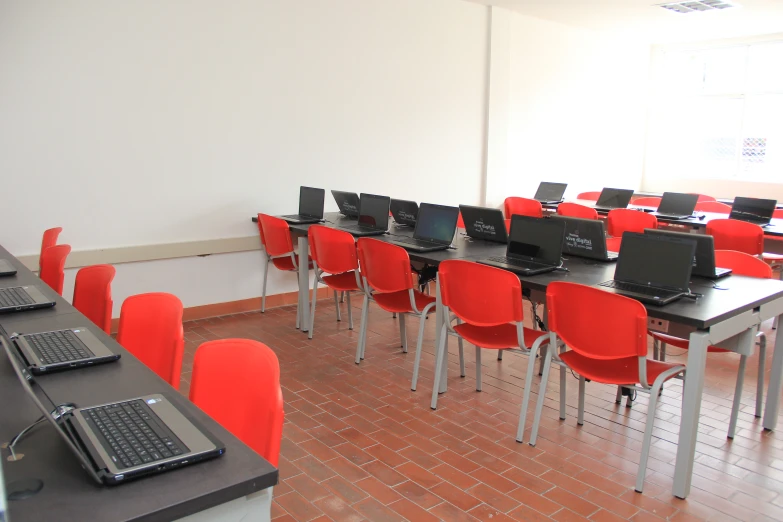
[
  {"xmin": 526, "ymin": 282, "xmax": 685, "ymax": 493},
  {"xmin": 117, "ymin": 293, "xmax": 184, "ymax": 389},
  {"xmin": 649, "ymin": 250, "xmax": 771, "ymax": 438},
  {"xmin": 557, "ymin": 202, "xmax": 598, "ymax": 220},
  {"xmin": 577, "ymin": 191, "xmax": 602, "ymax": 201},
  {"xmin": 40, "ymin": 227, "xmax": 62, "ymax": 272},
  {"xmin": 694, "ymin": 194, "xmax": 717, "ymax": 202},
  {"xmin": 504, "ymin": 197, "xmax": 543, "ymax": 219},
  {"xmin": 630, "ymin": 197, "xmax": 662, "ymax": 208},
  {"xmin": 606, "ymin": 209, "xmax": 658, "ymax": 251},
  {"xmin": 457, "ymin": 212, "xmax": 465, "ymax": 229},
  {"xmin": 39, "ymin": 244, "xmax": 71, "ymax": 296},
  {"xmin": 355, "ymin": 239, "xmax": 437, "ymax": 376},
  {"xmin": 706, "ymin": 219, "xmax": 764, "ymax": 255},
  {"xmin": 774, "ymin": 209, "xmax": 783, "ymax": 219},
  {"xmin": 696, "ymin": 201, "xmax": 731, "ymax": 214},
  {"xmin": 189, "ymin": 339, "xmax": 284, "ymax": 467},
  {"xmin": 307, "ymin": 225, "xmax": 363, "ymax": 339},
  {"xmin": 73, "ymin": 264, "xmax": 116, "ymax": 334},
  {"xmin": 433, "ymin": 261, "xmax": 549, "ymax": 413}
]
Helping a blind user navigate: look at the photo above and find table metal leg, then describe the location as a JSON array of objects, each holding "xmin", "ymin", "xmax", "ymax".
[
  {"xmin": 763, "ymin": 312, "xmax": 783, "ymax": 430},
  {"xmin": 297, "ymin": 237, "xmax": 310, "ymax": 333}
]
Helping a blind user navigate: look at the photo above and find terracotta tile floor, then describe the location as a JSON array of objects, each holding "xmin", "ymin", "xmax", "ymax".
[{"xmin": 178, "ymin": 297, "xmax": 783, "ymax": 522}]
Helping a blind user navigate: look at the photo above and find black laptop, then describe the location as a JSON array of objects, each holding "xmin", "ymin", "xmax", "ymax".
[
  {"xmin": 1, "ymin": 332, "xmax": 224, "ymax": 486},
  {"xmin": 534, "ymin": 182, "xmax": 568, "ymax": 205},
  {"xmin": 386, "ymin": 203, "xmax": 458, "ymax": 253},
  {"xmin": 651, "ymin": 192, "xmax": 699, "ymax": 220},
  {"xmin": 390, "ymin": 199, "xmax": 418, "ymax": 227},
  {"xmin": 729, "ymin": 197, "xmax": 777, "ymax": 227},
  {"xmin": 598, "ymin": 232, "xmax": 696, "ymax": 305},
  {"xmin": 459, "ymin": 205, "xmax": 508, "ymax": 244},
  {"xmin": 279, "ymin": 186, "xmax": 325, "ymax": 224},
  {"xmin": 8, "ymin": 327, "xmax": 120, "ymax": 375},
  {"xmin": 334, "ymin": 193, "xmax": 390, "ymax": 237},
  {"xmin": 645, "ymin": 229, "xmax": 731, "ymax": 279},
  {"xmin": 0, "ymin": 285, "xmax": 56, "ymax": 313},
  {"xmin": 594, "ymin": 188, "xmax": 634, "ymax": 212},
  {"xmin": 551, "ymin": 215, "xmax": 618, "ymax": 261},
  {"xmin": 479, "ymin": 216, "xmax": 566, "ymax": 276},
  {"xmin": 331, "ymin": 190, "xmax": 361, "ymax": 218},
  {"xmin": 0, "ymin": 259, "xmax": 16, "ymax": 277}
]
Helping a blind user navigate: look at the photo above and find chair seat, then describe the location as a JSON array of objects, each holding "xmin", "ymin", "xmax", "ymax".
[
  {"xmin": 272, "ymin": 255, "xmax": 313, "ymax": 272},
  {"xmin": 373, "ymin": 289, "xmax": 435, "ymax": 313},
  {"xmin": 649, "ymin": 331, "xmax": 727, "ymax": 353},
  {"xmin": 560, "ymin": 350, "xmax": 684, "ymax": 385},
  {"xmin": 453, "ymin": 323, "xmax": 548, "ymax": 350},
  {"xmin": 322, "ymin": 271, "xmax": 361, "ymax": 291}
]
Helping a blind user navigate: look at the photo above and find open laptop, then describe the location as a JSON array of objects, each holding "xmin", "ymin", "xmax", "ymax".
[
  {"xmin": 730, "ymin": 196, "xmax": 777, "ymax": 227},
  {"xmin": 479, "ymin": 216, "xmax": 566, "ymax": 276},
  {"xmin": 386, "ymin": 203, "xmax": 458, "ymax": 253},
  {"xmin": 551, "ymin": 215, "xmax": 618, "ymax": 261},
  {"xmin": 0, "ymin": 259, "xmax": 16, "ymax": 277},
  {"xmin": 390, "ymin": 199, "xmax": 418, "ymax": 227},
  {"xmin": 0, "ymin": 285, "xmax": 56, "ymax": 313},
  {"xmin": 331, "ymin": 190, "xmax": 361, "ymax": 218},
  {"xmin": 8, "ymin": 327, "xmax": 120, "ymax": 375},
  {"xmin": 334, "ymin": 193, "xmax": 390, "ymax": 237},
  {"xmin": 594, "ymin": 188, "xmax": 634, "ymax": 212},
  {"xmin": 645, "ymin": 229, "xmax": 731, "ymax": 279},
  {"xmin": 459, "ymin": 205, "xmax": 508, "ymax": 244},
  {"xmin": 598, "ymin": 232, "xmax": 696, "ymax": 305},
  {"xmin": 279, "ymin": 186, "xmax": 325, "ymax": 224},
  {"xmin": 651, "ymin": 192, "xmax": 699, "ymax": 220},
  {"xmin": 1, "ymin": 331, "xmax": 224, "ymax": 486},
  {"xmin": 534, "ymin": 182, "xmax": 568, "ymax": 205}
]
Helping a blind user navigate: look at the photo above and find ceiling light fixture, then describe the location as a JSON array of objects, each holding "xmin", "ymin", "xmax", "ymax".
[{"xmin": 658, "ymin": 1, "xmax": 738, "ymax": 14}]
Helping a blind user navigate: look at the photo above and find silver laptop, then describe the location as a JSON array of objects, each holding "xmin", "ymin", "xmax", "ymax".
[
  {"xmin": 0, "ymin": 285, "xmax": 56, "ymax": 313},
  {"xmin": 10, "ymin": 327, "xmax": 120, "ymax": 375}
]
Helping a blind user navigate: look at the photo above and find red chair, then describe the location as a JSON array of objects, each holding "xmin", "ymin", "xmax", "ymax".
[
  {"xmin": 355, "ymin": 239, "xmax": 437, "ymax": 380},
  {"xmin": 606, "ymin": 209, "xmax": 658, "ymax": 251},
  {"xmin": 117, "ymin": 293, "xmax": 184, "ymax": 389},
  {"xmin": 526, "ymin": 282, "xmax": 685, "ymax": 493},
  {"xmin": 706, "ymin": 219, "xmax": 763, "ymax": 255},
  {"xmin": 696, "ymin": 201, "xmax": 732, "ymax": 214},
  {"xmin": 307, "ymin": 225, "xmax": 363, "ymax": 339},
  {"xmin": 557, "ymin": 202, "xmax": 598, "ymax": 220},
  {"xmin": 39, "ymin": 244, "xmax": 71, "ymax": 296},
  {"xmin": 774, "ymin": 209, "xmax": 783, "ymax": 219},
  {"xmin": 189, "ymin": 339, "xmax": 284, "ymax": 466},
  {"xmin": 73, "ymin": 264, "xmax": 116, "ymax": 334},
  {"xmin": 630, "ymin": 197, "xmax": 662, "ymax": 208},
  {"xmin": 432, "ymin": 261, "xmax": 549, "ymax": 413},
  {"xmin": 504, "ymin": 197, "xmax": 543, "ymax": 219},
  {"xmin": 577, "ymin": 191, "xmax": 602, "ymax": 201},
  {"xmin": 40, "ymin": 227, "xmax": 62, "ymax": 272},
  {"xmin": 457, "ymin": 212, "xmax": 465, "ymax": 229},
  {"xmin": 694, "ymin": 194, "xmax": 717, "ymax": 202},
  {"xmin": 650, "ymin": 251, "xmax": 771, "ymax": 438}
]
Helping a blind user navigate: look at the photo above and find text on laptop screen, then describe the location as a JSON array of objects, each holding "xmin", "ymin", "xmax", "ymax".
[
  {"xmin": 615, "ymin": 233, "xmax": 695, "ymax": 291},
  {"xmin": 657, "ymin": 192, "xmax": 698, "ymax": 215},
  {"xmin": 332, "ymin": 191, "xmax": 359, "ymax": 215},
  {"xmin": 299, "ymin": 186, "xmax": 325, "ymax": 218},
  {"xmin": 730, "ymin": 197, "xmax": 777, "ymax": 223},
  {"xmin": 507, "ymin": 216, "xmax": 565, "ymax": 265},
  {"xmin": 534, "ymin": 182, "xmax": 567, "ymax": 202},
  {"xmin": 415, "ymin": 204, "xmax": 458, "ymax": 243},
  {"xmin": 559, "ymin": 218, "xmax": 604, "ymax": 254},
  {"xmin": 596, "ymin": 188, "xmax": 634, "ymax": 209},
  {"xmin": 358, "ymin": 194, "xmax": 390, "ymax": 228}
]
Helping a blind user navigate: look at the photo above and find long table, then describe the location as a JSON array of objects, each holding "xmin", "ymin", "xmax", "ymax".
[{"xmin": 0, "ymin": 246, "xmax": 278, "ymax": 522}]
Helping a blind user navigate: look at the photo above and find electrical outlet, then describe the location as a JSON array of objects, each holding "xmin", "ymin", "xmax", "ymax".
[{"xmin": 648, "ymin": 318, "xmax": 669, "ymax": 332}]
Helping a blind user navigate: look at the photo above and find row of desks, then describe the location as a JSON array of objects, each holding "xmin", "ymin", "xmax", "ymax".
[{"xmin": 0, "ymin": 245, "xmax": 278, "ymax": 522}]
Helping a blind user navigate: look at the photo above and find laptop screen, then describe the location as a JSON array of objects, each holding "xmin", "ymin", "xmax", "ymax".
[
  {"xmin": 358, "ymin": 194, "xmax": 390, "ymax": 229},
  {"xmin": 414, "ymin": 204, "xmax": 459, "ymax": 244},
  {"xmin": 657, "ymin": 192, "xmax": 698, "ymax": 215},
  {"xmin": 644, "ymin": 228, "xmax": 713, "ymax": 278},
  {"xmin": 459, "ymin": 205, "xmax": 508, "ymax": 243},
  {"xmin": 615, "ymin": 232, "xmax": 696, "ymax": 291},
  {"xmin": 299, "ymin": 186, "xmax": 325, "ymax": 218},
  {"xmin": 507, "ymin": 216, "xmax": 566, "ymax": 265},
  {"xmin": 596, "ymin": 188, "xmax": 634, "ymax": 209},
  {"xmin": 534, "ymin": 182, "xmax": 567, "ymax": 202},
  {"xmin": 390, "ymin": 199, "xmax": 418, "ymax": 226},
  {"xmin": 730, "ymin": 196, "xmax": 777, "ymax": 224},
  {"xmin": 331, "ymin": 190, "xmax": 360, "ymax": 217},
  {"xmin": 552, "ymin": 216, "xmax": 607, "ymax": 258}
]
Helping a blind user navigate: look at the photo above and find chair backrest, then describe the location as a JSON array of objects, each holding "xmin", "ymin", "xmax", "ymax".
[
  {"xmin": 774, "ymin": 209, "xmax": 783, "ymax": 219},
  {"xmin": 116, "ymin": 293, "xmax": 185, "ymax": 388},
  {"xmin": 439, "ymin": 260, "xmax": 523, "ymax": 326},
  {"xmin": 257, "ymin": 214, "xmax": 294, "ymax": 257},
  {"xmin": 607, "ymin": 209, "xmax": 659, "ymax": 237},
  {"xmin": 457, "ymin": 212, "xmax": 465, "ymax": 229},
  {"xmin": 255, "ymin": 214, "xmax": 267, "ymax": 248},
  {"xmin": 189, "ymin": 339, "xmax": 284, "ymax": 467},
  {"xmin": 73, "ymin": 264, "xmax": 116, "ymax": 334},
  {"xmin": 308, "ymin": 225, "xmax": 358, "ymax": 275},
  {"xmin": 577, "ymin": 191, "xmax": 602, "ymax": 201},
  {"xmin": 715, "ymin": 250, "xmax": 773, "ymax": 278},
  {"xmin": 547, "ymin": 282, "xmax": 647, "ymax": 359},
  {"xmin": 557, "ymin": 202, "xmax": 598, "ymax": 220},
  {"xmin": 356, "ymin": 238, "xmax": 413, "ymax": 294},
  {"xmin": 630, "ymin": 197, "xmax": 662, "ymax": 208},
  {"xmin": 39, "ymin": 227, "xmax": 63, "ymax": 272},
  {"xmin": 706, "ymin": 219, "xmax": 764, "ymax": 255},
  {"xmin": 504, "ymin": 197, "xmax": 543, "ymax": 219},
  {"xmin": 39, "ymin": 244, "xmax": 71, "ymax": 296},
  {"xmin": 695, "ymin": 201, "xmax": 732, "ymax": 214},
  {"xmin": 694, "ymin": 194, "xmax": 717, "ymax": 202}
]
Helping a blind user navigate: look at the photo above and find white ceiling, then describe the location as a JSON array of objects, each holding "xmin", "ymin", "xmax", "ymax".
[{"xmin": 464, "ymin": 0, "xmax": 783, "ymax": 43}]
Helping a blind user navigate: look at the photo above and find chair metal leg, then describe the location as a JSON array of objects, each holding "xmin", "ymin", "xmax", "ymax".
[
  {"xmin": 559, "ymin": 365, "xmax": 567, "ymax": 420},
  {"xmin": 393, "ymin": 312, "xmax": 397, "ymax": 319},
  {"xmin": 261, "ymin": 260, "xmax": 269, "ymax": 313},
  {"xmin": 431, "ymin": 323, "xmax": 449, "ymax": 410},
  {"xmin": 355, "ymin": 294, "xmax": 370, "ymax": 364},
  {"xmin": 341, "ymin": 291, "xmax": 345, "ymax": 303},
  {"xmin": 653, "ymin": 339, "xmax": 659, "ymax": 360},
  {"xmin": 347, "ymin": 292, "xmax": 354, "ymax": 330},
  {"xmin": 578, "ymin": 376, "xmax": 586, "ymax": 425},
  {"xmin": 636, "ymin": 380, "xmax": 664, "ymax": 493},
  {"xmin": 308, "ymin": 277, "xmax": 318, "ymax": 340},
  {"xmin": 458, "ymin": 340, "xmax": 465, "ymax": 377},
  {"xmin": 334, "ymin": 291, "xmax": 341, "ymax": 322},
  {"xmin": 399, "ymin": 314, "xmax": 408, "ymax": 353},
  {"xmin": 530, "ymin": 348, "xmax": 554, "ymax": 446},
  {"xmin": 756, "ymin": 332, "xmax": 766, "ymax": 417},
  {"xmin": 728, "ymin": 355, "xmax": 748, "ymax": 439},
  {"xmin": 616, "ymin": 386, "xmax": 623, "ymax": 404},
  {"xmin": 660, "ymin": 343, "xmax": 667, "ymax": 362},
  {"xmin": 475, "ymin": 347, "xmax": 482, "ymax": 391},
  {"xmin": 498, "ymin": 350, "xmax": 503, "ymax": 361},
  {"xmin": 411, "ymin": 312, "xmax": 428, "ymax": 391},
  {"xmin": 516, "ymin": 339, "xmax": 546, "ymax": 443}
]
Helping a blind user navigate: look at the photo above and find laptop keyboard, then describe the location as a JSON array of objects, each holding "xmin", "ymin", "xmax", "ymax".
[
  {"xmin": 599, "ymin": 280, "xmax": 680, "ymax": 297},
  {"xmin": 26, "ymin": 330, "xmax": 93, "ymax": 364},
  {"xmin": 84, "ymin": 399, "xmax": 188, "ymax": 469},
  {"xmin": 0, "ymin": 287, "xmax": 33, "ymax": 307}
]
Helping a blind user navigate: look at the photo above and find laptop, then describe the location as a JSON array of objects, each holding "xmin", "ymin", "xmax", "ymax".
[
  {"xmin": 551, "ymin": 215, "xmax": 618, "ymax": 261},
  {"xmin": 331, "ymin": 190, "xmax": 361, "ymax": 218},
  {"xmin": 459, "ymin": 205, "xmax": 508, "ymax": 244},
  {"xmin": 645, "ymin": 229, "xmax": 731, "ymax": 279},
  {"xmin": 534, "ymin": 182, "xmax": 568, "ymax": 205},
  {"xmin": 729, "ymin": 196, "xmax": 777, "ymax": 227},
  {"xmin": 0, "ymin": 285, "xmax": 56, "ymax": 313},
  {"xmin": 279, "ymin": 186, "xmax": 325, "ymax": 224},
  {"xmin": 597, "ymin": 232, "xmax": 696, "ymax": 305},
  {"xmin": 334, "ymin": 193, "xmax": 390, "ymax": 237},
  {"xmin": 479, "ymin": 215, "xmax": 566, "ymax": 276},
  {"xmin": 0, "ymin": 259, "xmax": 16, "ymax": 277},
  {"xmin": 8, "ymin": 327, "xmax": 120, "ymax": 375},
  {"xmin": 390, "ymin": 199, "xmax": 418, "ymax": 227},
  {"xmin": 594, "ymin": 188, "xmax": 634, "ymax": 212},
  {"xmin": 651, "ymin": 192, "xmax": 699, "ymax": 220},
  {"xmin": 1, "ymin": 331, "xmax": 224, "ymax": 486},
  {"xmin": 386, "ymin": 203, "xmax": 458, "ymax": 253}
]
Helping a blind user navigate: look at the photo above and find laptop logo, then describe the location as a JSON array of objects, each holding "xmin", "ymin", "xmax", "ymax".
[
  {"xmin": 146, "ymin": 398, "xmax": 162, "ymax": 405},
  {"xmin": 398, "ymin": 211, "xmax": 415, "ymax": 221},
  {"xmin": 343, "ymin": 203, "xmax": 357, "ymax": 213},
  {"xmin": 472, "ymin": 218, "xmax": 496, "ymax": 236},
  {"xmin": 565, "ymin": 229, "xmax": 592, "ymax": 251}
]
